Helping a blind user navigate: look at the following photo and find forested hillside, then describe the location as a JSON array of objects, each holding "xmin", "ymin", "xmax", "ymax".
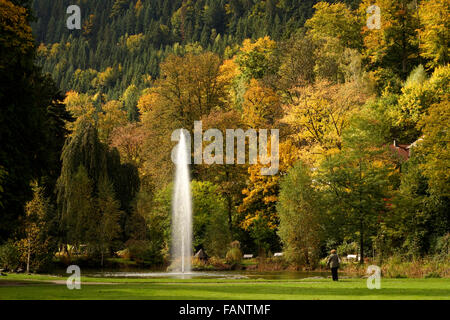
[{"xmin": 33, "ymin": 0, "xmax": 360, "ymax": 98}]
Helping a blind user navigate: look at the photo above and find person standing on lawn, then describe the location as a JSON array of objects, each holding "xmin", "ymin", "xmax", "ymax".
[{"xmin": 327, "ymin": 249, "xmax": 341, "ymax": 281}]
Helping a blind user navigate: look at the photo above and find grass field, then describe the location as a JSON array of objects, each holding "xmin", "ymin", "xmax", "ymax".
[{"xmin": 0, "ymin": 274, "xmax": 449, "ymax": 300}]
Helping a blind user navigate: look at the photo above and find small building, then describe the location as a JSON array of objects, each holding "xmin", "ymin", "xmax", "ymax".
[
  {"xmin": 194, "ymin": 249, "xmax": 208, "ymax": 261},
  {"xmin": 389, "ymin": 138, "xmax": 423, "ymax": 162},
  {"xmin": 389, "ymin": 140, "xmax": 411, "ymax": 161}
]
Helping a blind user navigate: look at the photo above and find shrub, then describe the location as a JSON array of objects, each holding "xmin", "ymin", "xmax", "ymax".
[
  {"xmin": 0, "ymin": 240, "xmax": 20, "ymax": 270},
  {"xmin": 192, "ymin": 257, "xmax": 211, "ymax": 271},
  {"xmin": 337, "ymin": 241, "xmax": 358, "ymax": 256},
  {"xmin": 208, "ymin": 256, "xmax": 228, "ymax": 269},
  {"xmin": 15, "ymin": 238, "xmax": 55, "ymax": 272},
  {"xmin": 225, "ymin": 247, "xmax": 242, "ymax": 264},
  {"xmin": 433, "ymin": 233, "xmax": 450, "ymax": 260},
  {"xmin": 230, "ymin": 241, "xmax": 241, "ymax": 249},
  {"xmin": 116, "ymin": 248, "xmax": 131, "ymax": 259},
  {"xmin": 424, "ymin": 271, "xmax": 441, "ymax": 279},
  {"xmin": 125, "ymin": 240, "xmax": 163, "ymax": 265}
]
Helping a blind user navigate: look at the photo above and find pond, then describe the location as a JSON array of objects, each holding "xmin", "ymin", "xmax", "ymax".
[{"xmin": 81, "ymin": 270, "xmax": 333, "ymax": 280}]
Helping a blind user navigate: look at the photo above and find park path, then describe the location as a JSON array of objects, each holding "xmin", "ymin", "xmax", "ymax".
[{"xmin": 0, "ymin": 279, "xmax": 119, "ymax": 286}]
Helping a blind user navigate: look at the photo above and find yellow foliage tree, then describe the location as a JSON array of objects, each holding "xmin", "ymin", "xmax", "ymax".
[
  {"xmin": 64, "ymin": 91, "xmax": 96, "ymax": 133},
  {"xmin": 16, "ymin": 186, "xmax": 51, "ymax": 273},
  {"xmin": 138, "ymin": 52, "xmax": 232, "ymax": 187},
  {"xmin": 242, "ymin": 79, "xmax": 282, "ymax": 128},
  {"xmin": 306, "ymin": 1, "xmax": 362, "ymax": 49},
  {"xmin": 359, "ymin": 0, "xmax": 420, "ymax": 78},
  {"xmin": 418, "ymin": 0, "xmax": 449, "ymax": 68},
  {"xmin": 98, "ymin": 100, "xmax": 128, "ymax": 143},
  {"xmin": 237, "ymin": 140, "xmax": 300, "ymax": 252},
  {"xmin": 0, "ymin": 0, "xmax": 34, "ymax": 66},
  {"xmin": 282, "ymin": 81, "xmax": 370, "ymax": 166},
  {"xmin": 416, "ymin": 97, "xmax": 450, "ymax": 197}
]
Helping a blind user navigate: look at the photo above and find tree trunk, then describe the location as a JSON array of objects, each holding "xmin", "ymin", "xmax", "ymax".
[
  {"xmin": 360, "ymin": 218, "xmax": 364, "ymax": 265},
  {"xmin": 359, "ymin": 160, "xmax": 364, "ymax": 264},
  {"xmin": 227, "ymin": 195, "xmax": 233, "ymax": 232},
  {"xmin": 225, "ymin": 170, "xmax": 233, "ymax": 233},
  {"xmin": 65, "ymin": 243, "xmax": 71, "ymax": 261},
  {"xmin": 26, "ymin": 239, "xmax": 31, "ymax": 274}
]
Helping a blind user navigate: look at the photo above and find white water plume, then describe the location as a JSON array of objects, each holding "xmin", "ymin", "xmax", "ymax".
[{"xmin": 170, "ymin": 132, "xmax": 193, "ymax": 273}]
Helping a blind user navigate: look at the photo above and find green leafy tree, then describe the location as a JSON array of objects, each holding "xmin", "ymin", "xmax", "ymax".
[
  {"xmin": 96, "ymin": 177, "xmax": 123, "ymax": 266},
  {"xmin": 317, "ymin": 110, "xmax": 396, "ymax": 263},
  {"xmin": 191, "ymin": 181, "xmax": 231, "ymax": 257},
  {"xmin": 236, "ymin": 36, "xmax": 279, "ymax": 81},
  {"xmin": 0, "ymin": 0, "xmax": 71, "ymax": 242},
  {"xmin": 360, "ymin": 0, "xmax": 420, "ymax": 79},
  {"xmin": 306, "ymin": 1, "xmax": 362, "ymax": 50},
  {"xmin": 383, "ymin": 155, "xmax": 449, "ymax": 258},
  {"xmin": 277, "ymin": 162, "xmax": 322, "ymax": 267},
  {"xmin": 121, "ymin": 84, "xmax": 140, "ymax": 122},
  {"xmin": 57, "ymin": 121, "xmax": 139, "ymax": 247},
  {"xmin": 60, "ymin": 165, "xmax": 96, "ymax": 252},
  {"xmin": 150, "ymin": 181, "xmax": 231, "ymax": 258}
]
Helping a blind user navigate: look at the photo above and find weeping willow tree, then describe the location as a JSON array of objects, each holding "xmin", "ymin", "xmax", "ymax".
[{"xmin": 56, "ymin": 120, "xmax": 139, "ymax": 253}]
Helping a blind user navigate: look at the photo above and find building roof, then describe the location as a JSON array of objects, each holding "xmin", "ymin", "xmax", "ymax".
[
  {"xmin": 388, "ymin": 139, "xmax": 423, "ymax": 161},
  {"xmin": 389, "ymin": 143, "xmax": 410, "ymax": 161}
]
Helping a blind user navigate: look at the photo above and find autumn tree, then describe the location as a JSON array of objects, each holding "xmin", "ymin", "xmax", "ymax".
[
  {"xmin": 305, "ymin": 2, "xmax": 363, "ymax": 83},
  {"xmin": 98, "ymin": 100, "xmax": 128, "ymax": 143},
  {"xmin": 110, "ymin": 123, "xmax": 146, "ymax": 169},
  {"xmin": 389, "ymin": 65, "xmax": 449, "ymax": 142},
  {"xmin": 360, "ymin": 0, "xmax": 420, "ymax": 79},
  {"xmin": 418, "ymin": 0, "xmax": 449, "ymax": 68},
  {"xmin": 139, "ymin": 52, "xmax": 231, "ymax": 187},
  {"xmin": 17, "ymin": 186, "xmax": 53, "ymax": 273},
  {"xmin": 196, "ymin": 109, "xmax": 248, "ymax": 233},
  {"xmin": 416, "ymin": 97, "xmax": 450, "ymax": 197},
  {"xmin": 152, "ymin": 52, "xmax": 229, "ymax": 128},
  {"xmin": 242, "ymin": 79, "xmax": 283, "ymax": 128},
  {"xmin": 283, "ymin": 80, "xmax": 371, "ymax": 166},
  {"xmin": 237, "ymin": 141, "xmax": 299, "ymax": 254},
  {"xmin": 306, "ymin": 2, "xmax": 362, "ymax": 50},
  {"xmin": 277, "ymin": 33, "xmax": 317, "ymax": 93},
  {"xmin": 64, "ymin": 91, "xmax": 96, "ymax": 133}
]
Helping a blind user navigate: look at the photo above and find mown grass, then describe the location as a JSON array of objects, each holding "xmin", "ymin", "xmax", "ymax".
[{"xmin": 0, "ymin": 274, "xmax": 448, "ymax": 300}]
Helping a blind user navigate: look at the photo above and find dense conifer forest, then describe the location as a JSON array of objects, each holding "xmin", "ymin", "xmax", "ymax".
[{"xmin": 32, "ymin": 0, "xmax": 360, "ymax": 97}]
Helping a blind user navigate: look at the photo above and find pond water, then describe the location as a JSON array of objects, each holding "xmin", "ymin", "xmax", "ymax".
[{"xmin": 81, "ymin": 270, "xmax": 333, "ymax": 280}]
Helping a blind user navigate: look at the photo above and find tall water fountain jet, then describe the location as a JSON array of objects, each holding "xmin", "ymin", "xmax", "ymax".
[{"xmin": 170, "ymin": 132, "xmax": 192, "ymax": 273}]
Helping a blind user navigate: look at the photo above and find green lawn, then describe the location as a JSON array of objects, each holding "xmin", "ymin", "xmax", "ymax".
[{"xmin": 0, "ymin": 274, "xmax": 448, "ymax": 300}]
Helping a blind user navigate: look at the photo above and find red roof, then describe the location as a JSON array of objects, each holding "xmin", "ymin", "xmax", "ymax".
[{"xmin": 389, "ymin": 143, "xmax": 410, "ymax": 161}]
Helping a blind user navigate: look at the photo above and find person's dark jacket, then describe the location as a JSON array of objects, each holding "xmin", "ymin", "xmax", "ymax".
[{"xmin": 327, "ymin": 253, "xmax": 340, "ymax": 268}]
